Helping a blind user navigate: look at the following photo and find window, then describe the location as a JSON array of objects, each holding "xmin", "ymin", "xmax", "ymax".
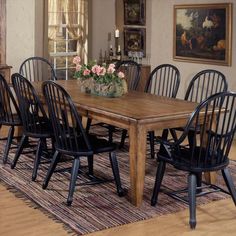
[{"xmin": 48, "ymin": 0, "xmax": 88, "ymax": 80}]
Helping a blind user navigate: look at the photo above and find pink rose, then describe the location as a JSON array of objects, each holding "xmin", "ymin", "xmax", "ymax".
[
  {"xmin": 91, "ymin": 65, "xmax": 100, "ymax": 74},
  {"xmin": 117, "ymin": 71, "xmax": 125, "ymax": 78},
  {"xmin": 73, "ymin": 56, "xmax": 81, "ymax": 65},
  {"xmin": 100, "ymin": 67, "xmax": 106, "ymax": 76},
  {"xmin": 83, "ymin": 69, "xmax": 90, "ymax": 76},
  {"xmin": 107, "ymin": 64, "xmax": 115, "ymax": 74},
  {"xmin": 75, "ymin": 64, "xmax": 81, "ymax": 71}
]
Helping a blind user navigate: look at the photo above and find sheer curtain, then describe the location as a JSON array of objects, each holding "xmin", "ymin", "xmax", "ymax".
[{"xmin": 48, "ymin": 0, "xmax": 88, "ymax": 62}]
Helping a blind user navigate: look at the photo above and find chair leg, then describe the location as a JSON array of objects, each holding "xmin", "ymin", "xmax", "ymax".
[
  {"xmin": 222, "ymin": 168, "xmax": 236, "ymax": 206},
  {"xmin": 151, "ymin": 161, "xmax": 166, "ymax": 206},
  {"xmin": 32, "ymin": 139, "xmax": 43, "ymax": 181},
  {"xmin": 3, "ymin": 126, "xmax": 14, "ymax": 164},
  {"xmin": 87, "ymin": 155, "xmax": 94, "ymax": 176},
  {"xmin": 109, "ymin": 152, "xmax": 125, "ymax": 196},
  {"xmin": 67, "ymin": 158, "xmax": 80, "ymax": 206},
  {"xmin": 149, "ymin": 131, "xmax": 155, "ymax": 159},
  {"xmin": 196, "ymin": 172, "xmax": 202, "ymax": 193},
  {"xmin": 108, "ymin": 125, "xmax": 115, "ymax": 144},
  {"xmin": 42, "ymin": 150, "xmax": 61, "ymax": 189},
  {"xmin": 188, "ymin": 173, "xmax": 197, "ymax": 229},
  {"xmin": 86, "ymin": 118, "xmax": 92, "ymax": 133},
  {"xmin": 119, "ymin": 129, "xmax": 127, "ymax": 149},
  {"xmin": 170, "ymin": 128, "xmax": 178, "ymax": 142},
  {"xmin": 11, "ymin": 134, "xmax": 27, "ymax": 169}
]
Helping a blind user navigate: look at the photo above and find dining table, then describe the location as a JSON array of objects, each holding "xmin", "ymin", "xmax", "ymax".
[{"xmin": 32, "ymin": 79, "xmax": 213, "ymax": 207}]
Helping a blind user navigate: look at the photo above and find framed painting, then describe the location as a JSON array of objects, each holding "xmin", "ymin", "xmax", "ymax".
[
  {"xmin": 173, "ymin": 3, "xmax": 232, "ymax": 66},
  {"xmin": 123, "ymin": 27, "xmax": 146, "ymax": 56},
  {"xmin": 124, "ymin": 0, "xmax": 146, "ymax": 25}
]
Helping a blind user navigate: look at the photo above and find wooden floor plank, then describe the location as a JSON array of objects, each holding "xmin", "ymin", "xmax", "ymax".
[{"xmin": 0, "ymin": 140, "xmax": 235, "ymax": 235}]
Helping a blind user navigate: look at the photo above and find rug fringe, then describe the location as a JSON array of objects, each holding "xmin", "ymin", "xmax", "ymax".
[{"xmin": 0, "ymin": 180, "xmax": 78, "ymax": 236}]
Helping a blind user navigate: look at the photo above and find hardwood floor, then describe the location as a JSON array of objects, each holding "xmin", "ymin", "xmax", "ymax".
[{"xmin": 0, "ymin": 141, "xmax": 236, "ymax": 236}]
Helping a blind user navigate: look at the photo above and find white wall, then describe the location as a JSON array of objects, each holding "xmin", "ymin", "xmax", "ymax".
[
  {"xmin": 151, "ymin": 0, "xmax": 236, "ymax": 98},
  {"xmin": 6, "ymin": 0, "xmax": 36, "ymax": 73}
]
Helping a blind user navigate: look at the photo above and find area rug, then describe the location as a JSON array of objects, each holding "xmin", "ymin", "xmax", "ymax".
[{"xmin": 0, "ymin": 130, "xmax": 235, "ymax": 235}]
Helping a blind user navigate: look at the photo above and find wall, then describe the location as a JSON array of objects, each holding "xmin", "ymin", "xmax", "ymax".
[
  {"xmin": 151, "ymin": 0, "xmax": 236, "ymax": 98},
  {"xmin": 6, "ymin": 0, "xmax": 36, "ymax": 73},
  {"xmin": 89, "ymin": 0, "xmax": 116, "ymax": 61},
  {"xmin": 5, "ymin": 0, "xmax": 236, "ymax": 97}
]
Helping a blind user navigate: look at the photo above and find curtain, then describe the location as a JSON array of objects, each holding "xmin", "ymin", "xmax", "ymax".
[{"xmin": 48, "ymin": 0, "xmax": 88, "ymax": 61}]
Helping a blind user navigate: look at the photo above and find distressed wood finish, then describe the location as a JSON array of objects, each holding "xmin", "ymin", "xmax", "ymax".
[{"xmin": 33, "ymin": 80, "xmax": 200, "ymax": 207}]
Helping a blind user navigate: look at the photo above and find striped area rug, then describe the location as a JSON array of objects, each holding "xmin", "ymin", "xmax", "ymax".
[{"xmin": 0, "ymin": 130, "xmax": 235, "ymax": 235}]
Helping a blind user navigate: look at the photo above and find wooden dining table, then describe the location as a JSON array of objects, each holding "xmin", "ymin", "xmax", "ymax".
[{"xmin": 33, "ymin": 79, "xmax": 202, "ymax": 207}]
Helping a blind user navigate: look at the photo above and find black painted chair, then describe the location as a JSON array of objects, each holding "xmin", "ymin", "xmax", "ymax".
[
  {"xmin": 11, "ymin": 73, "xmax": 54, "ymax": 181},
  {"xmin": 151, "ymin": 91, "xmax": 236, "ymax": 229},
  {"xmin": 0, "ymin": 74, "xmax": 22, "ymax": 164},
  {"xmin": 171, "ymin": 69, "xmax": 228, "ymax": 146},
  {"xmin": 145, "ymin": 64, "xmax": 180, "ymax": 158},
  {"xmin": 19, "ymin": 56, "xmax": 57, "ymax": 82},
  {"xmin": 42, "ymin": 81, "xmax": 124, "ymax": 206}
]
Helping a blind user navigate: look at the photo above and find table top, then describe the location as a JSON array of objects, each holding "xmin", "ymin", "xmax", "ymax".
[{"xmin": 33, "ymin": 80, "xmax": 199, "ymax": 124}]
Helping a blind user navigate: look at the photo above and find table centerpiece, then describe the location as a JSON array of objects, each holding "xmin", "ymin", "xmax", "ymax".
[{"xmin": 73, "ymin": 56, "xmax": 127, "ymax": 97}]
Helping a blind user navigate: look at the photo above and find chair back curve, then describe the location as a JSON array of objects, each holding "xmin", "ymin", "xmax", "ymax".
[
  {"xmin": 173, "ymin": 91, "xmax": 236, "ymax": 172},
  {"xmin": 11, "ymin": 73, "xmax": 50, "ymax": 136},
  {"xmin": 145, "ymin": 64, "xmax": 180, "ymax": 98},
  {"xmin": 0, "ymin": 74, "xmax": 21, "ymax": 125},
  {"xmin": 185, "ymin": 69, "xmax": 227, "ymax": 103},
  {"xmin": 42, "ymin": 81, "xmax": 92, "ymax": 155},
  {"xmin": 115, "ymin": 60, "xmax": 141, "ymax": 91},
  {"xmin": 19, "ymin": 56, "xmax": 57, "ymax": 82}
]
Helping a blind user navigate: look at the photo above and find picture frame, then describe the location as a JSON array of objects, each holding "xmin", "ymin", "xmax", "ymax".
[
  {"xmin": 173, "ymin": 3, "xmax": 232, "ymax": 66},
  {"xmin": 123, "ymin": 27, "xmax": 146, "ymax": 56},
  {"xmin": 124, "ymin": 0, "xmax": 146, "ymax": 25}
]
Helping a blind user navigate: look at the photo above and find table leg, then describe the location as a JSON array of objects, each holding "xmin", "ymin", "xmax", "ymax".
[{"xmin": 129, "ymin": 123, "xmax": 147, "ymax": 207}]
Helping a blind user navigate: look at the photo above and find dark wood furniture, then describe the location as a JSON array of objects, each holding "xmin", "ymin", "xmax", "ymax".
[
  {"xmin": 0, "ymin": 64, "xmax": 12, "ymax": 83},
  {"xmin": 32, "ymin": 79, "xmax": 202, "ymax": 207},
  {"xmin": 137, "ymin": 64, "xmax": 151, "ymax": 92},
  {"xmin": 151, "ymin": 92, "xmax": 236, "ymax": 229},
  {"xmin": 0, "ymin": 74, "xmax": 22, "ymax": 164},
  {"xmin": 42, "ymin": 81, "xmax": 124, "ymax": 205},
  {"xmin": 11, "ymin": 73, "xmax": 54, "ymax": 181}
]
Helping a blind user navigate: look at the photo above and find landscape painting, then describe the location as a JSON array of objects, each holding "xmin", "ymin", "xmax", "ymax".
[{"xmin": 173, "ymin": 3, "xmax": 232, "ymax": 66}]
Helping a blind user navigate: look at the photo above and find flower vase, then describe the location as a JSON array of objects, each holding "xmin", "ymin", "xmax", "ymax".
[{"xmin": 91, "ymin": 79, "xmax": 128, "ymax": 98}]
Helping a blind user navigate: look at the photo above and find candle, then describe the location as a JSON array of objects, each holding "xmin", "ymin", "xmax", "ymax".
[{"xmin": 115, "ymin": 29, "xmax": 119, "ymax": 38}]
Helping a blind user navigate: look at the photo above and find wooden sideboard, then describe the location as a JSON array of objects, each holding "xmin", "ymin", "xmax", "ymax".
[
  {"xmin": 0, "ymin": 64, "xmax": 12, "ymax": 83},
  {"xmin": 137, "ymin": 64, "xmax": 151, "ymax": 92}
]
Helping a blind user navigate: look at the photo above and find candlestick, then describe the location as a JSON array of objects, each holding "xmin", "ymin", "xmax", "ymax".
[{"xmin": 115, "ymin": 29, "xmax": 119, "ymax": 38}]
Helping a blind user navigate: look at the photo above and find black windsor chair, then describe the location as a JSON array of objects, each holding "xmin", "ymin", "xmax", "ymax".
[
  {"xmin": 0, "ymin": 74, "xmax": 22, "ymax": 164},
  {"xmin": 151, "ymin": 91, "xmax": 236, "ymax": 229},
  {"xmin": 11, "ymin": 73, "xmax": 54, "ymax": 181},
  {"xmin": 145, "ymin": 64, "xmax": 180, "ymax": 158},
  {"xmin": 42, "ymin": 81, "xmax": 125, "ymax": 206},
  {"xmin": 171, "ymin": 69, "xmax": 228, "ymax": 147},
  {"xmin": 19, "ymin": 56, "xmax": 57, "ymax": 82}
]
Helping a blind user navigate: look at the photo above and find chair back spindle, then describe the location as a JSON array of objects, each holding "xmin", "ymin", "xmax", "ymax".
[
  {"xmin": 145, "ymin": 64, "xmax": 180, "ymax": 98},
  {"xmin": 185, "ymin": 69, "xmax": 227, "ymax": 103},
  {"xmin": 19, "ymin": 56, "xmax": 57, "ymax": 82}
]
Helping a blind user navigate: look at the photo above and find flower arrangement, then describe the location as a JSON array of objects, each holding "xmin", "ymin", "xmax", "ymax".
[{"xmin": 73, "ymin": 56, "xmax": 127, "ymax": 97}]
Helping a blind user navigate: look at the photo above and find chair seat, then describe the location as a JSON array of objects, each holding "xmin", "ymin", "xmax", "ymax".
[
  {"xmin": 56, "ymin": 133, "xmax": 116, "ymax": 156},
  {"xmin": 158, "ymin": 146, "xmax": 229, "ymax": 172},
  {"xmin": 0, "ymin": 113, "xmax": 22, "ymax": 126},
  {"xmin": 25, "ymin": 118, "xmax": 53, "ymax": 138}
]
